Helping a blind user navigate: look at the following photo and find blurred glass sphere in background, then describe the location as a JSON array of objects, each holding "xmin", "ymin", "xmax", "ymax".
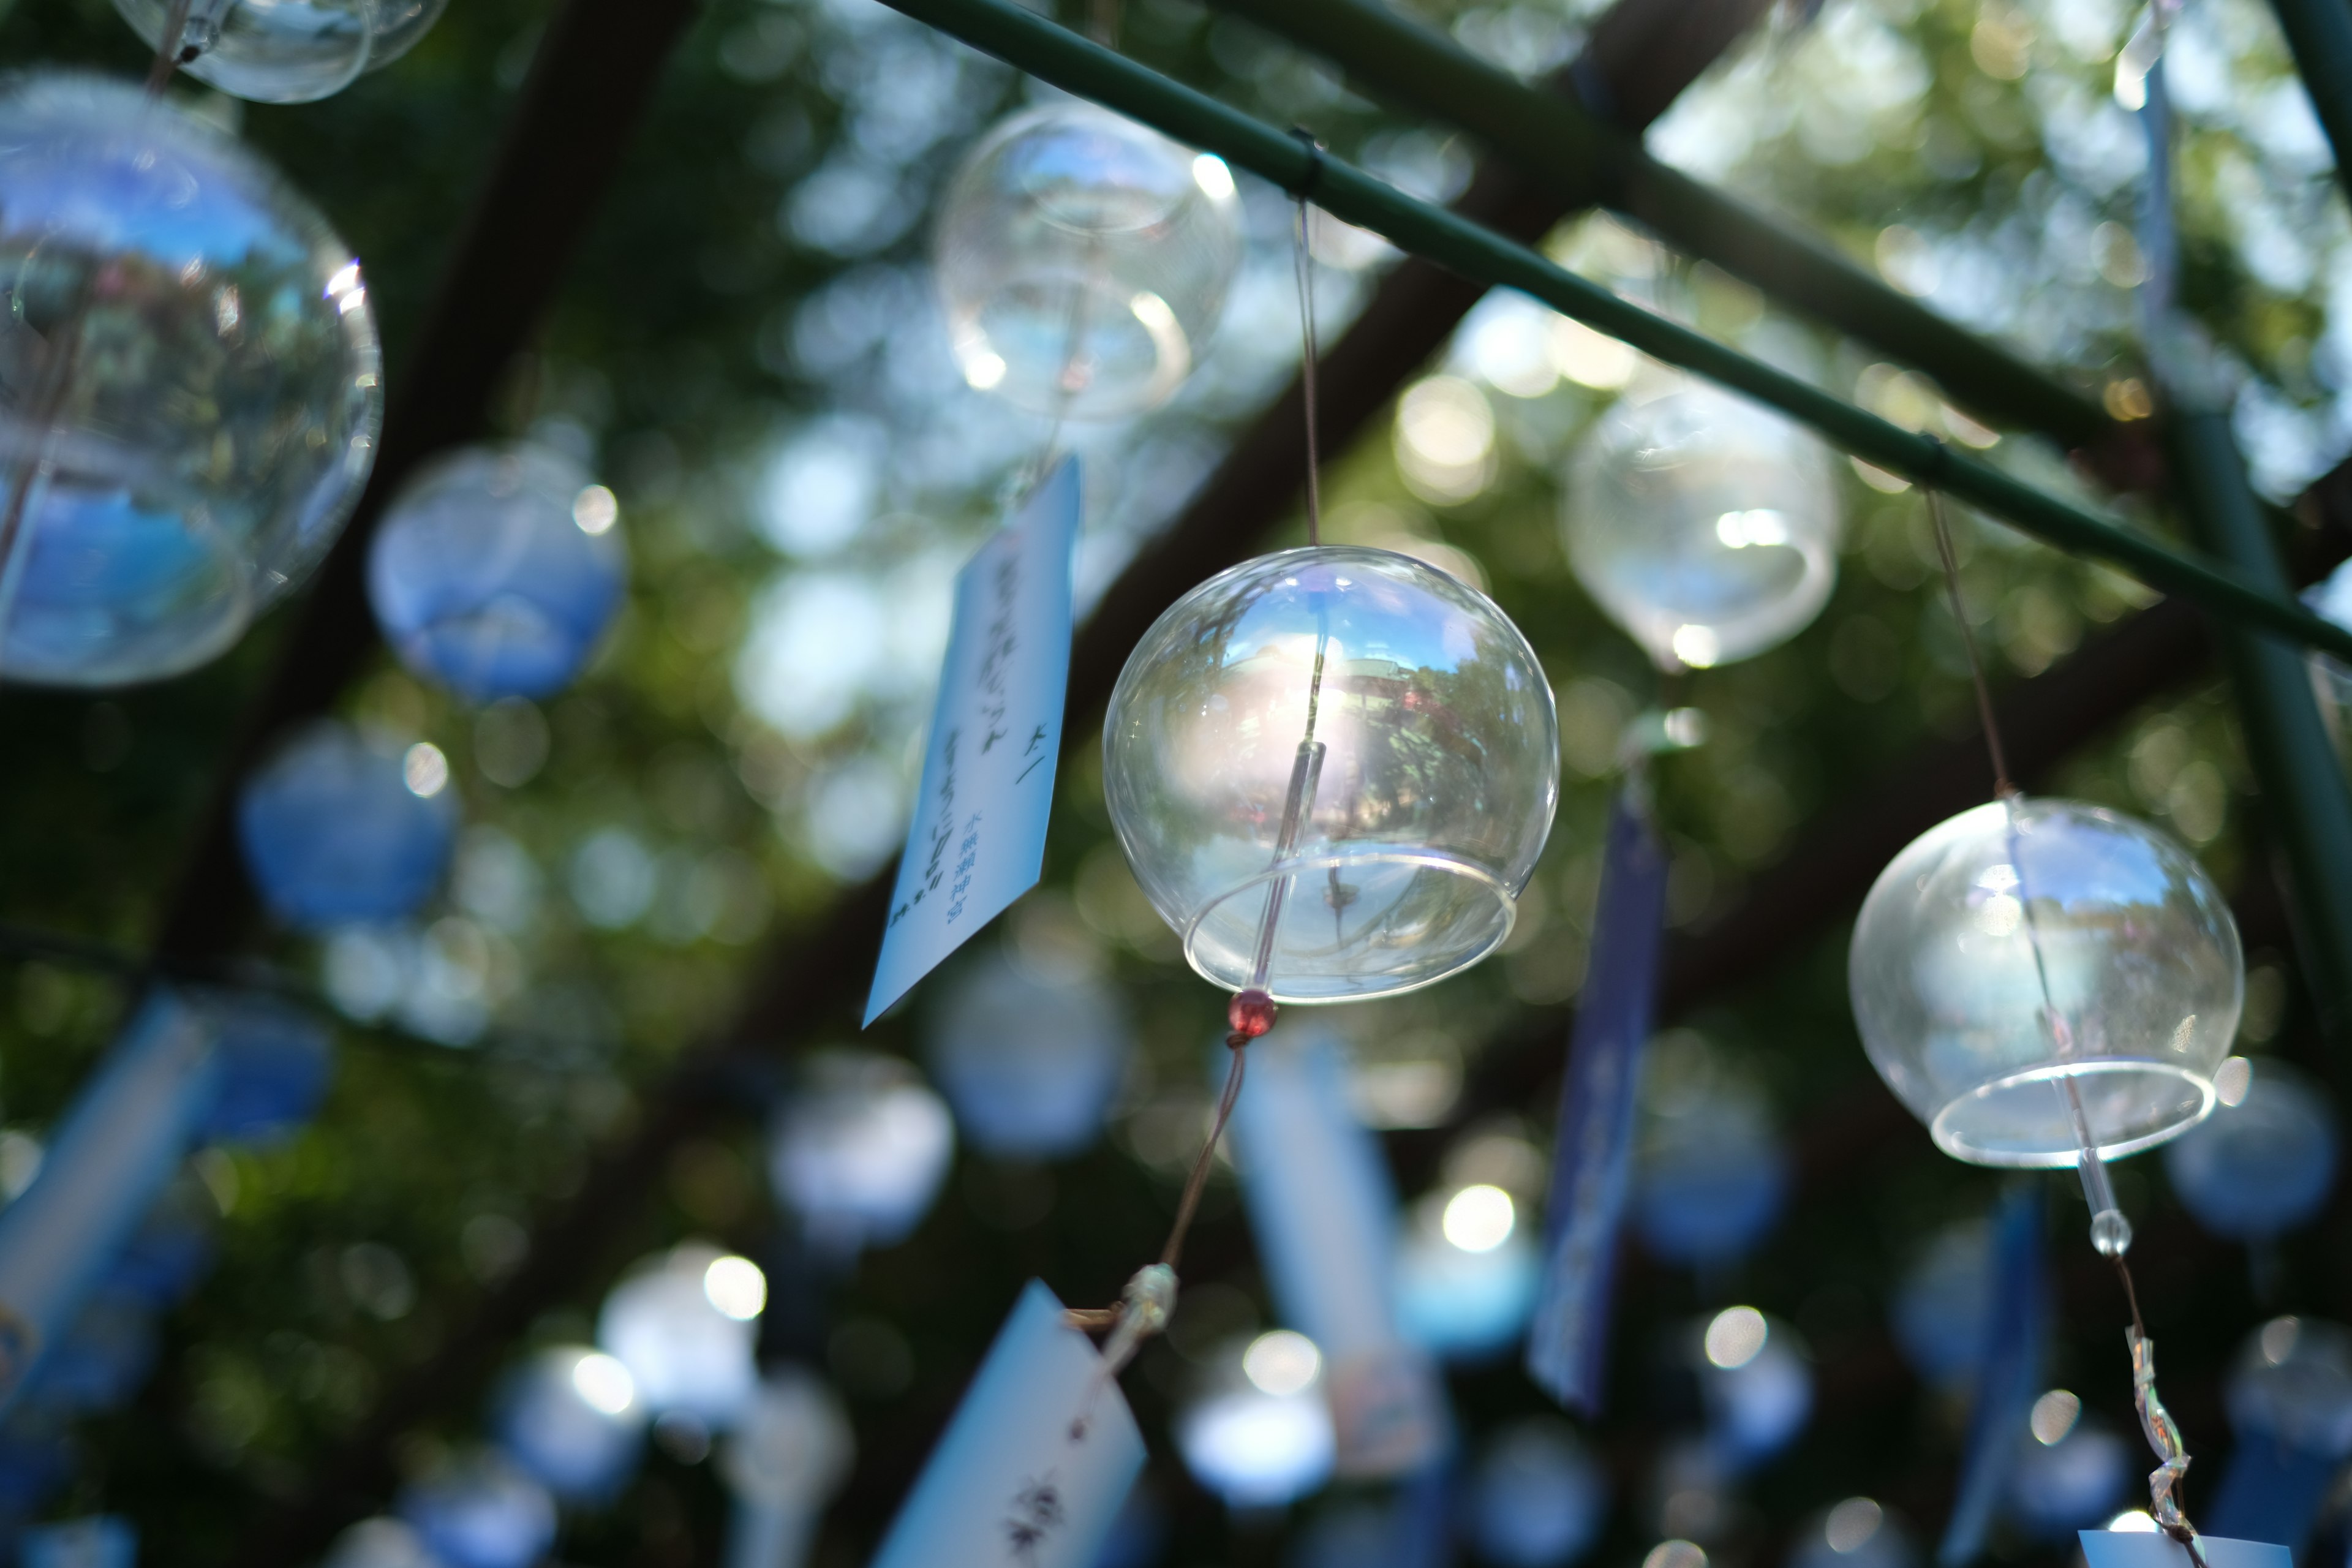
[
  {"xmin": 2005, "ymin": 1394, "xmax": 2127, "ymax": 1540},
  {"xmin": 1890, "ymin": 1221, "xmax": 1992, "ymax": 1389},
  {"xmin": 717, "ymin": 1367, "xmax": 855, "ymax": 1514},
  {"xmin": 1564, "ymin": 379, "xmax": 1839, "ymax": 671},
  {"xmin": 923, "ymin": 952, "xmax": 1131, "ymax": 1159},
  {"xmin": 2163, "ymin": 1058, "xmax": 2339, "ymax": 1242},
  {"xmin": 2226, "ymin": 1317, "xmax": 2352, "ymax": 1460},
  {"xmin": 1787, "ymin": 1498, "xmax": 1917, "ymax": 1568},
  {"xmin": 0, "ymin": 73, "xmax": 380, "ymax": 685},
  {"xmin": 193, "ymin": 990, "xmax": 334, "ymax": 1145},
  {"xmin": 323, "ymin": 1519, "xmax": 441, "ymax": 1568},
  {"xmin": 238, "ymin": 721, "xmax": 458, "ymax": 930},
  {"xmin": 1465, "ymin": 1419, "xmax": 1606, "ymax": 1568},
  {"xmin": 1689, "ymin": 1307, "xmax": 1812, "ymax": 1472},
  {"xmin": 492, "ymin": 1346, "xmax": 645, "ymax": 1503},
  {"xmin": 768, "ymin": 1050, "xmax": 955, "ymax": 1256},
  {"xmin": 596, "ymin": 1245, "xmax": 764, "ymax": 1428},
  {"xmin": 1104, "ymin": 547, "xmax": 1558, "ymax": 1002},
  {"xmin": 368, "ymin": 444, "xmax": 627, "ymax": 703},
  {"xmin": 111, "ymin": 0, "xmax": 449, "ymax": 104},
  {"xmin": 1632, "ymin": 1082, "xmax": 1789, "ymax": 1270},
  {"xmin": 20, "ymin": 1517, "xmax": 135, "ymax": 1568},
  {"xmin": 1175, "ymin": 1334, "xmax": 1337, "ymax": 1509},
  {"xmin": 935, "ymin": 102, "xmax": 1241, "ymax": 420},
  {"xmin": 1849, "ymin": 797, "xmax": 2241, "ymax": 1166},
  {"xmin": 396, "ymin": 1449, "xmax": 556, "ymax": 1568},
  {"xmin": 1395, "ymin": 1183, "xmax": 1540, "ymax": 1363}
]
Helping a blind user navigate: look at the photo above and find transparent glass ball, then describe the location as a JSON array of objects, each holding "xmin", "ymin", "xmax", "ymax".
[
  {"xmin": 766, "ymin": 1051, "xmax": 954, "ymax": 1256},
  {"xmin": 1104, "ymin": 547, "xmax": 1558, "ymax": 1003},
  {"xmin": 492, "ymin": 1347, "xmax": 644, "ymax": 1504},
  {"xmin": 368, "ymin": 444, "xmax": 627, "ymax": 703},
  {"xmin": 2228, "ymin": 1317, "xmax": 2352, "ymax": 1457},
  {"xmin": 1564, "ymin": 379, "xmax": 1840, "ymax": 670},
  {"xmin": 0, "ymin": 73, "xmax": 380, "ymax": 685},
  {"xmin": 1466, "ymin": 1420, "xmax": 1605, "ymax": 1568},
  {"xmin": 111, "ymin": 0, "xmax": 449, "ymax": 105},
  {"xmin": 1632, "ymin": 1092, "xmax": 1789, "ymax": 1268},
  {"xmin": 1849, "ymin": 797, "xmax": 2242, "ymax": 1167},
  {"xmin": 595, "ymin": 1245, "xmax": 760, "ymax": 1426},
  {"xmin": 2165, "ymin": 1060, "xmax": 2339, "ymax": 1240},
  {"xmin": 394, "ymin": 1449, "xmax": 556, "ymax": 1568},
  {"xmin": 235, "ymin": 721, "xmax": 456, "ymax": 930},
  {"xmin": 934, "ymin": 102, "xmax": 1241, "ymax": 420},
  {"xmin": 923, "ymin": 952, "xmax": 1131, "ymax": 1159}
]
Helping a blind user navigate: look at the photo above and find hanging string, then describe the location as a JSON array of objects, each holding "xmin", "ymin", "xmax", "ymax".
[
  {"xmin": 143, "ymin": 0, "xmax": 198, "ymax": 94},
  {"xmin": 1928, "ymin": 471, "xmax": 2204, "ymax": 1560},
  {"xmin": 1291, "ymin": 169, "xmax": 1323, "ymax": 547}
]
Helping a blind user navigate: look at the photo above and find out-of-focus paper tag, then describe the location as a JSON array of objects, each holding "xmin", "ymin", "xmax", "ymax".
[
  {"xmin": 2206, "ymin": 1435, "xmax": 2342, "ymax": 1550},
  {"xmin": 2079, "ymin": 1534, "xmax": 2290, "ymax": 1568},
  {"xmin": 870, "ymin": 1280, "xmax": 1143, "ymax": 1568},
  {"xmin": 866, "ymin": 461, "xmax": 1080, "ymax": 1025},
  {"xmin": 1938, "ymin": 1186, "xmax": 2046, "ymax": 1567},
  {"xmin": 1229, "ymin": 1028, "xmax": 1446, "ymax": 1477},
  {"xmin": 1525, "ymin": 785, "xmax": 1668, "ymax": 1414}
]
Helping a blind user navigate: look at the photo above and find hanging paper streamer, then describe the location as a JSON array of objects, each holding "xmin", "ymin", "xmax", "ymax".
[
  {"xmin": 869, "ymin": 1281, "xmax": 1143, "ymax": 1568},
  {"xmin": 718, "ymin": 1368, "xmax": 854, "ymax": 1568},
  {"xmin": 1227, "ymin": 1028, "xmax": 1447, "ymax": 1477},
  {"xmin": 0, "ymin": 990, "xmax": 220, "ymax": 1412},
  {"xmin": 867, "ymin": 459, "xmax": 1080, "ymax": 1023},
  {"xmin": 2079, "ymin": 1532, "xmax": 2290, "ymax": 1568},
  {"xmin": 2205, "ymin": 1317, "xmax": 2352, "ymax": 1549},
  {"xmin": 1938, "ymin": 1188, "xmax": 2048, "ymax": 1568},
  {"xmin": 1526, "ymin": 783, "xmax": 1669, "ymax": 1413}
]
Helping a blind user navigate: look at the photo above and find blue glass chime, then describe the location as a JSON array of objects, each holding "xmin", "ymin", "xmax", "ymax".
[
  {"xmin": 1464, "ymin": 1419, "xmax": 1607, "ymax": 1568},
  {"xmin": 2205, "ymin": 1317, "xmax": 2352, "ymax": 1550},
  {"xmin": 1631, "ymin": 1080, "xmax": 1789, "ymax": 1273},
  {"xmin": 923, "ymin": 952, "xmax": 1131, "ymax": 1160},
  {"xmin": 396, "ymin": 1450, "xmax": 557, "ymax": 1568},
  {"xmin": 368, "ymin": 445, "xmax": 627, "ymax": 704},
  {"xmin": 2162, "ymin": 1058, "xmax": 2339, "ymax": 1245},
  {"xmin": 238, "ymin": 720, "xmax": 458, "ymax": 929},
  {"xmin": 766, "ymin": 1052, "xmax": 954, "ymax": 1259}
]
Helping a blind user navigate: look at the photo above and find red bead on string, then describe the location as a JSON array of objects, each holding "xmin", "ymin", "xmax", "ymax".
[{"xmin": 1227, "ymin": 988, "xmax": 1276, "ymax": 1041}]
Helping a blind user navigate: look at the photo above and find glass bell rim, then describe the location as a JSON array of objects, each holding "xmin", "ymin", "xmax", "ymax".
[
  {"xmin": 1180, "ymin": 845, "xmax": 1518, "ymax": 1006},
  {"xmin": 1926, "ymin": 1057, "xmax": 2218, "ymax": 1169}
]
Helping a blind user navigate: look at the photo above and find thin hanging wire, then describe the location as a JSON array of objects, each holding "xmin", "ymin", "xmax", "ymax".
[
  {"xmin": 145, "ymin": 0, "xmax": 198, "ymax": 94},
  {"xmin": 1930, "ymin": 473, "xmax": 2203, "ymax": 1559},
  {"xmin": 1292, "ymin": 192, "xmax": 1322, "ymax": 547}
]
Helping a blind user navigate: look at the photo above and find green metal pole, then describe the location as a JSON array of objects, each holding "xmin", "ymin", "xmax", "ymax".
[
  {"xmin": 2170, "ymin": 405, "xmax": 2352, "ymax": 1046},
  {"xmin": 1215, "ymin": 0, "xmax": 2114, "ymax": 450},
  {"xmin": 2263, "ymin": 0, "xmax": 2352, "ymax": 205},
  {"xmin": 875, "ymin": 0, "xmax": 2352, "ymax": 662}
]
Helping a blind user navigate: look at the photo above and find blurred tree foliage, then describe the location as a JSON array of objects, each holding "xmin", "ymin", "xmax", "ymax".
[{"xmin": 0, "ymin": 0, "xmax": 2345, "ymax": 1562}]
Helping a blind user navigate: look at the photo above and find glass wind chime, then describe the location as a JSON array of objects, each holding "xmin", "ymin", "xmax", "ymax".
[{"xmin": 865, "ymin": 100, "xmax": 1559, "ymax": 1568}]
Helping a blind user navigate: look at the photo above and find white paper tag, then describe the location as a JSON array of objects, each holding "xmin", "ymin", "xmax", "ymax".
[
  {"xmin": 865, "ymin": 460, "xmax": 1080, "ymax": 1026},
  {"xmin": 2079, "ymin": 1533, "xmax": 2292, "ymax": 1568},
  {"xmin": 869, "ymin": 1280, "xmax": 1143, "ymax": 1568}
]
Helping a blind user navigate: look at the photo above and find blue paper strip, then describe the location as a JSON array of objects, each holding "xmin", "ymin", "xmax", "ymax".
[
  {"xmin": 869, "ymin": 1280, "xmax": 1142, "ymax": 1568},
  {"xmin": 1939, "ymin": 1186, "xmax": 2048, "ymax": 1568},
  {"xmin": 1228, "ymin": 1028, "xmax": 1447, "ymax": 1478},
  {"xmin": 1525, "ymin": 783, "xmax": 1669, "ymax": 1414},
  {"xmin": 0, "ymin": 990, "xmax": 219, "ymax": 1412},
  {"xmin": 2079, "ymin": 1532, "xmax": 2291, "ymax": 1568},
  {"xmin": 866, "ymin": 459, "xmax": 1081, "ymax": 1025},
  {"xmin": 2206, "ymin": 1435, "xmax": 2340, "ymax": 1550}
]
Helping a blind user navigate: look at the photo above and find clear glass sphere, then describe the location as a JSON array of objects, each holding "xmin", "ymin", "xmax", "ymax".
[
  {"xmin": 1104, "ymin": 547, "xmax": 1559, "ymax": 1003},
  {"xmin": 934, "ymin": 102, "xmax": 1241, "ymax": 420},
  {"xmin": 1789, "ymin": 1500, "xmax": 1917, "ymax": 1568},
  {"xmin": 394, "ymin": 1450, "xmax": 556, "ymax": 1568},
  {"xmin": 1890, "ymin": 1221, "xmax": 1991, "ymax": 1388},
  {"xmin": 717, "ymin": 1368, "xmax": 854, "ymax": 1510},
  {"xmin": 1689, "ymin": 1310, "xmax": 1812, "ymax": 1471},
  {"xmin": 236, "ymin": 721, "xmax": 456, "ymax": 930},
  {"xmin": 192, "ymin": 989, "xmax": 333, "ymax": 1145},
  {"xmin": 492, "ymin": 1347, "xmax": 644, "ymax": 1503},
  {"xmin": 1564, "ymin": 379, "xmax": 1841, "ymax": 670},
  {"xmin": 2228, "ymin": 1317, "xmax": 2352, "ymax": 1456},
  {"xmin": 2005, "ymin": 1415, "xmax": 2127, "ymax": 1540},
  {"xmin": 368, "ymin": 443, "xmax": 627, "ymax": 703},
  {"xmin": 1849, "ymin": 797, "xmax": 2242, "ymax": 1167},
  {"xmin": 1393, "ymin": 1187, "xmax": 1540, "ymax": 1363},
  {"xmin": 595, "ymin": 1245, "xmax": 761, "ymax": 1427},
  {"xmin": 0, "ymin": 73, "xmax": 380, "ymax": 685},
  {"xmin": 922, "ymin": 952, "xmax": 1131, "ymax": 1159},
  {"xmin": 111, "ymin": 0, "xmax": 450, "ymax": 104},
  {"xmin": 766, "ymin": 1051, "xmax": 954, "ymax": 1256},
  {"xmin": 1632, "ymin": 1091, "xmax": 1789, "ymax": 1268},
  {"xmin": 323, "ymin": 1520, "xmax": 440, "ymax": 1568},
  {"xmin": 1466, "ymin": 1420, "xmax": 1605, "ymax": 1568},
  {"xmin": 2163, "ymin": 1059, "xmax": 2339, "ymax": 1240},
  {"xmin": 1174, "ymin": 1341, "xmax": 1336, "ymax": 1509},
  {"xmin": 20, "ymin": 1519, "xmax": 135, "ymax": 1568}
]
